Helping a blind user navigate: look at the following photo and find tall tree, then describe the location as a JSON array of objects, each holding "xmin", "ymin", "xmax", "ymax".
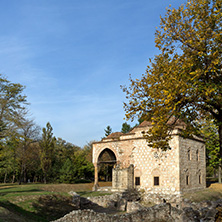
[
  {"xmin": 52, "ymin": 138, "xmax": 80, "ymax": 182},
  {"xmin": 104, "ymin": 126, "xmax": 112, "ymax": 137},
  {"xmin": 16, "ymin": 117, "xmax": 40, "ymax": 184},
  {"xmin": 39, "ymin": 122, "xmax": 56, "ymax": 184},
  {"xmin": 122, "ymin": 0, "xmax": 222, "ymax": 179},
  {"xmin": 0, "ymin": 134, "xmax": 19, "ymax": 183},
  {"xmin": 0, "ymin": 75, "xmax": 27, "ymax": 139}
]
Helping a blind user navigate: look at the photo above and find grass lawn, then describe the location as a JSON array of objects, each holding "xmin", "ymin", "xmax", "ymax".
[
  {"xmin": 1, "ymin": 181, "xmax": 222, "ymax": 222},
  {"xmin": 183, "ymin": 183, "xmax": 222, "ymax": 202},
  {"xmin": 0, "ymin": 182, "xmax": 111, "ymax": 222}
]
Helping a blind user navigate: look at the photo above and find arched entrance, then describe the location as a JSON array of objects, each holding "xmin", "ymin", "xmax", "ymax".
[
  {"xmin": 93, "ymin": 148, "xmax": 117, "ymax": 190},
  {"xmin": 98, "ymin": 148, "xmax": 116, "ymax": 182}
]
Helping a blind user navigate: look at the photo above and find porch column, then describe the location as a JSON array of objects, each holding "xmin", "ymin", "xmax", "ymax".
[{"xmin": 92, "ymin": 163, "xmax": 99, "ymax": 191}]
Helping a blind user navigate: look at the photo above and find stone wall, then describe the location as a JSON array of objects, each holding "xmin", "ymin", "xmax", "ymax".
[
  {"xmin": 92, "ymin": 138, "xmax": 134, "ymax": 168},
  {"xmin": 87, "ymin": 190, "xmax": 140, "ymax": 211},
  {"xmin": 53, "ymin": 201, "xmax": 221, "ymax": 222},
  {"xmin": 112, "ymin": 164, "xmax": 134, "ymax": 191},
  {"xmin": 179, "ymin": 136, "xmax": 206, "ymax": 192},
  {"xmin": 53, "ymin": 192, "xmax": 222, "ymax": 222},
  {"xmin": 53, "ymin": 203, "xmax": 181, "ymax": 222},
  {"xmin": 92, "ymin": 122, "xmax": 206, "ymax": 201},
  {"xmin": 132, "ymin": 134, "xmax": 181, "ymax": 196}
]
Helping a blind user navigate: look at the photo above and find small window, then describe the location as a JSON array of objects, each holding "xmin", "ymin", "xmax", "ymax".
[
  {"xmin": 196, "ymin": 150, "xmax": 199, "ymax": 161},
  {"xmin": 154, "ymin": 176, "xmax": 159, "ymax": 186},
  {"xmin": 188, "ymin": 150, "xmax": 191, "ymax": 161},
  {"xmin": 199, "ymin": 174, "xmax": 201, "ymax": 184},
  {"xmin": 135, "ymin": 177, "xmax": 140, "ymax": 186},
  {"xmin": 186, "ymin": 175, "xmax": 189, "ymax": 185}
]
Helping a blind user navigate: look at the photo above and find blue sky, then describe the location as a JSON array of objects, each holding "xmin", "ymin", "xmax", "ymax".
[{"xmin": 0, "ymin": 0, "xmax": 186, "ymax": 147}]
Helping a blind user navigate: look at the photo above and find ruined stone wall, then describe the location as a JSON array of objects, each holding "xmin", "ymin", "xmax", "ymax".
[
  {"xmin": 112, "ymin": 164, "xmax": 134, "ymax": 191},
  {"xmin": 179, "ymin": 136, "xmax": 206, "ymax": 192},
  {"xmin": 53, "ymin": 203, "xmax": 182, "ymax": 222}
]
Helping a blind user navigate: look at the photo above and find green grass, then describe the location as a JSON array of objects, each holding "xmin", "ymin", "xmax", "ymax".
[
  {"xmin": 2, "ymin": 182, "xmax": 222, "ymax": 221},
  {"xmin": 0, "ymin": 184, "xmax": 56, "ymax": 221},
  {"xmin": 0, "ymin": 182, "xmax": 111, "ymax": 222},
  {"xmin": 183, "ymin": 183, "xmax": 222, "ymax": 202}
]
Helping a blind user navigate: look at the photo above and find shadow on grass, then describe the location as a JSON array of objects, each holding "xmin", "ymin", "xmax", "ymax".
[
  {"xmin": 32, "ymin": 195, "xmax": 75, "ymax": 221},
  {"xmin": 32, "ymin": 194, "xmax": 119, "ymax": 220},
  {"xmin": 206, "ymin": 178, "xmax": 218, "ymax": 188},
  {"xmin": 0, "ymin": 195, "xmax": 76, "ymax": 222},
  {"xmin": 0, "ymin": 200, "xmax": 47, "ymax": 222}
]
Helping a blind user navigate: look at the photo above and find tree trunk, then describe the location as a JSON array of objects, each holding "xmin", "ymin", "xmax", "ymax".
[
  {"xmin": 43, "ymin": 172, "xmax": 47, "ymax": 184},
  {"xmin": 24, "ymin": 167, "xmax": 27, "ymax": 183},
  {"xmin": 19, "ymin": 165, "xmax": 24, "ymax": 185},
  {"xmin": 214, "ymin": 168, "xmax": 217, "ymax": 179},
  {"xmin": 4, "ymin": 172, "xmax": 7, "ymax": 183},
  {"xmin": 11, "ymin": 174, "xmax": 15, "ymax": 183},
  {"xmin": 33, "ymin": 175, "xmax": 38, "ymax": 183},
  {"xmin": 219, "ymin": 125, "xmax": 222, "ymax": 183}
]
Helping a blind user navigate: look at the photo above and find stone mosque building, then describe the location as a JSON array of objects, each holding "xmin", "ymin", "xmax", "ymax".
[{"xmin": 92, "ymin": 120, "xmax": 206, "ymax": 202}]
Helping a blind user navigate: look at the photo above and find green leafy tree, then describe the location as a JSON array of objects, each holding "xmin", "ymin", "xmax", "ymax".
[
  {"xmin": 39, "ymin": 122, "xmax": 56, "ymax": 183},
  {"xmin": 83, "ymin": 141, "xmax": 95, "ymax": 163},
  {"xmin": 0, "ymin": 134, "xmax": 19, "ymax": 183},
  {"xmin": 52, "ymin": 138, "xmax": 80, "ymax": 182},
  {"xmin": 201, "ymin": 119, "xmax": 220, "ymax": 177},
  {"xmin": 122, "ymin": 0, "xmax": 222, "ymax": 180},
  {"xmin": 0, "ymin": 75, "xmax": 27, "ymax": 139},
  {"xmin": 104, "ymin": 125, "xmax": 112, "ymax": 137},
  {"xmin": 73, "ymin": 149, "xmax": 94, "ymax": 180},
  {"xmin": 59, "ymin": 158, "xmax": 76, "ymax": 183},
  {"xmin": 121, "ymin": 122, "xmax": 131, "ymax": 134},
  {"xmin": 15, "ymin": 116, "xmax": 40, "ymax": 184}
]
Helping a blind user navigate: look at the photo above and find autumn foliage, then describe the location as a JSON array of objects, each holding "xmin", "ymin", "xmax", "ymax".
[{"xmin": 122, "ymin": 0, "xmax": 222, "ymax": 175}]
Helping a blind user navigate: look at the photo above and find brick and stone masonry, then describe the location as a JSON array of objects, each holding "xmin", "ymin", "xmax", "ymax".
[{"xmin": 92, "ymin": 121, "xmax": 206, "ymax": 203}]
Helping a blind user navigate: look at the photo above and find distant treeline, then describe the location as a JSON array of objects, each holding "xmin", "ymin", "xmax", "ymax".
[
  {"xmin": 0, "ymin": 121, "xmax": 94, "ymax": 184},
  {"xmin": 0, "ymin": 74, "xmax": 94, "ymax": 184}
]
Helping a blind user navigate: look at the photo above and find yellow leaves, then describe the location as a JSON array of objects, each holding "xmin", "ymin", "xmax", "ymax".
[{"xmin": 122, "ymin": 0, "xmax": 222, "ymax": 150}]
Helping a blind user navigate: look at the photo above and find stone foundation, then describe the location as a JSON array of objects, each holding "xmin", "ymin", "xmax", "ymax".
[
  {"xmin": 53, "ymin": 199, "xmax": 222, "ymax": 222},
  {"xmin": 53, "ymin": 203, "xmax": 180, "ymax": 222},
  {"xmin": 140, "ymin": 190, "xmax": 182, "ymax": 205}
]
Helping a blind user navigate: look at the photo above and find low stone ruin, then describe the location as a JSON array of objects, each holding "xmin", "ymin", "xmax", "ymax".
[
  {"xmin": 53, "ymin": 203, "xmax": 179, "ymax": 222},
  {"xmin": 52, "ymin": 191, "xmax": 222, "ymax": 222}
]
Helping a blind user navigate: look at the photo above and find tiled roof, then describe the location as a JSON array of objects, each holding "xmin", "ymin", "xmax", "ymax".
[{"xmin": 106, "ymin": 132, "xmax": 124, "ymax": 138}]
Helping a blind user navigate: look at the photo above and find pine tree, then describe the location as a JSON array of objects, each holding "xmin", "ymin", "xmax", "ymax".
[
  {"xmin": 39, "ymin": 122, "xmax": 56, "ymax": 183},
  {"xmin": 104, "ymin": 126, "xmax": 112, "ymax": 137}
]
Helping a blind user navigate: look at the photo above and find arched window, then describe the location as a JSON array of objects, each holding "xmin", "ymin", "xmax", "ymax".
[
  {"xmin": 196, "ymin": 149, "xmax": 199, "ymax": 161},
  {"xmin": 135, "ymin": 177, "xmax": 140, "ymax": 186},
  {"xmin": 152, "ymin": 168, "xmax": 160, "ymax": 186},
  {"xmin": 199, "ymin": 173, "xmax": 201, "ymax": 184},
  {"xmin": 186, "ymin": 175, "xmax": 189, "ymax": 185},
  {"xmin": 188, "ymin": 149, "xmax": 191, "ymax": 161},
  {"xmin": 154, "ymin": 176, "xmax": 159, "ymax": 186}
]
